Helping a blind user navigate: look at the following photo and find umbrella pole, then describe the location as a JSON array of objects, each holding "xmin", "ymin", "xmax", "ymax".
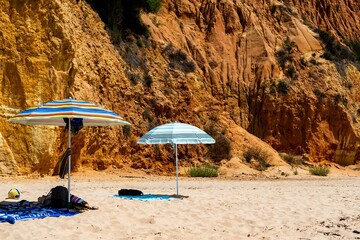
[
  {"xmin": 67, "ymin": 119, "xmax": 71, "ymax": 204},
  {"xmin": 175, "ymin": 143, "xmax": 178, "ymax": 195}
]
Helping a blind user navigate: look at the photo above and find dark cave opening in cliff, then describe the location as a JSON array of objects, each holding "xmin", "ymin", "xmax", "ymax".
[{"xmin": 85, "ymin": 0, "xmax": 161, "ymax": 42}]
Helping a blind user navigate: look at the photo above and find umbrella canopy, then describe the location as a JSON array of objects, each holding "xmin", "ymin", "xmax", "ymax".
[
  {"xmin": 137, "ymin": 122, "xmax": 215, "ymax": 195},
  {"xmin": 8, "ymin": 98, "xmax": 129, "ymax": 126},
  {"xmin": 8, "ymin": 98, "xmax": 130, "ymax": 203},
  {"xmin": 137, "ymin": 122, "xmax": 216, "ymax": 145}
]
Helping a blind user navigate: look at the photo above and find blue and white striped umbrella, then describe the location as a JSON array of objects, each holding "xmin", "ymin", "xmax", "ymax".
[
  {"xmin": 8, "ymin": 98, "xmax": 130, "ymax": 203},
  {"xmin": 137, "ymin": 122, "xmax": 215, "ymax": 145},
  {"xmin": 137, "ymin": 122, "xmax": 215, "ymax": 195}
]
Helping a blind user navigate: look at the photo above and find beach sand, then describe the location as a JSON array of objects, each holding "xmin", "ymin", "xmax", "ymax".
[{"xmin": 0, "ymin": 171, "xmax": 359, "ymax": 240}]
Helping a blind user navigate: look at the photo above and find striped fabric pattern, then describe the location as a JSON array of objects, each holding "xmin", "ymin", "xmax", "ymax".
[
  {"xmin": 137, "ymin": 122, "xmax": 215, "ymax": 145},
  {"xmin": 8, "ymin": 98, "xmax": 130, "ymax": 126}
]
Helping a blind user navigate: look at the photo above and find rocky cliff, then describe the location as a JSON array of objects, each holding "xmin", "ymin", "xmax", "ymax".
[{"xmin": 0, "ymin": 0, "xmax": 359, "ymax": 175}]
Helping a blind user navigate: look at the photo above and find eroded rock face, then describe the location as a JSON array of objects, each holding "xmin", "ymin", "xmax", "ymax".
[
  {"xmin": 150, "ymin": 0, "xmax": 360, "ymax": 165},
  {"xmin": 0, "ymin": 0, "xmax": 359, "ymax": 175}
]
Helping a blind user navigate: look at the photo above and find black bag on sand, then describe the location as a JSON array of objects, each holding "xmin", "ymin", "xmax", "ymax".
[
  {"xmin": 51, "ymin": 186, "xmax": 68, "ymax": 208},
  {"xmin": 118, "ymin": 189, "xmax": 143, "ymax": 196}
]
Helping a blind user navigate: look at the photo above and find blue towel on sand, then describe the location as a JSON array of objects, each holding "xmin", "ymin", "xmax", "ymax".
[
  {"xmin": 0, "ymin": 201, "xmax": 78, "ymax": 224},
  {"xmin": 113, "ymin": 194, "xmax": 182, "ymax": 201}
]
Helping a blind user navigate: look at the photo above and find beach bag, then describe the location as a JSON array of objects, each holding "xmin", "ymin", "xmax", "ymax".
[
  {"xmin": 63, "ymin": 118, "xmax": 83, "ymax": 135},
  {"xmin": 50, "ymin": 186, "xmax": 68, "ymax": 208},
  {"xmin": 118, "ymin": 189, "xmax": 143, "ymax": 196}
]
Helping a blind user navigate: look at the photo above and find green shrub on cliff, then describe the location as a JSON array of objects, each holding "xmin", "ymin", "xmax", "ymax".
[
  {"xmin": 317, "ymin": 29, "xmax": 353, "ymax": 61},
  {"xmin": 278, "ymin": 80, "xmax": 289, "ymax": 94},
  {"xmin": 244, "ymin": 146, "xmax": 271, "ymax": 171},
  {"xmin": 348, "ymin": 39, "xmax": 360, "ymax": 62},
  {"xmin": 142, "ymin": 0, "xmax": 162, "ymax": 13},
  {"xmin": 309, "ymin": 165, "xmax": 330, "ymax": 176},
  {"xmin": 187, "ymin": 164, "xmax": 219, "ymax": 177}
]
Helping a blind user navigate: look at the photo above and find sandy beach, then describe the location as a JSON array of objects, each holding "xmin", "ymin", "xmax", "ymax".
[{"xmin": 0, "ymin": 172, "xmax": 359, "ymax": 240}]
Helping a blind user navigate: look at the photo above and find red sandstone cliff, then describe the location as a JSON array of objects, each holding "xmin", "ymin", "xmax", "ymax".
[{"xmin": 0, "ymin": 0, "xmax": 359, "ymax": 175}]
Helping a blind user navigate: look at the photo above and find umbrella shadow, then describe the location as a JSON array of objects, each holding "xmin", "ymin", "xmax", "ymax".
[{"xmin": 150, "ymin": 194, "xmax": 189, "ymax": 199}]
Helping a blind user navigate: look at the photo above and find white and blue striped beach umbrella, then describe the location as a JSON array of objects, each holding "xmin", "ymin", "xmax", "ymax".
[
  {"xmin": 8, "ymin": 98, "xmax": 130, "ymax": 203},
  {"xmin": 137, "ymin": 122, "xmax": 215, "ymax": 195}
]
